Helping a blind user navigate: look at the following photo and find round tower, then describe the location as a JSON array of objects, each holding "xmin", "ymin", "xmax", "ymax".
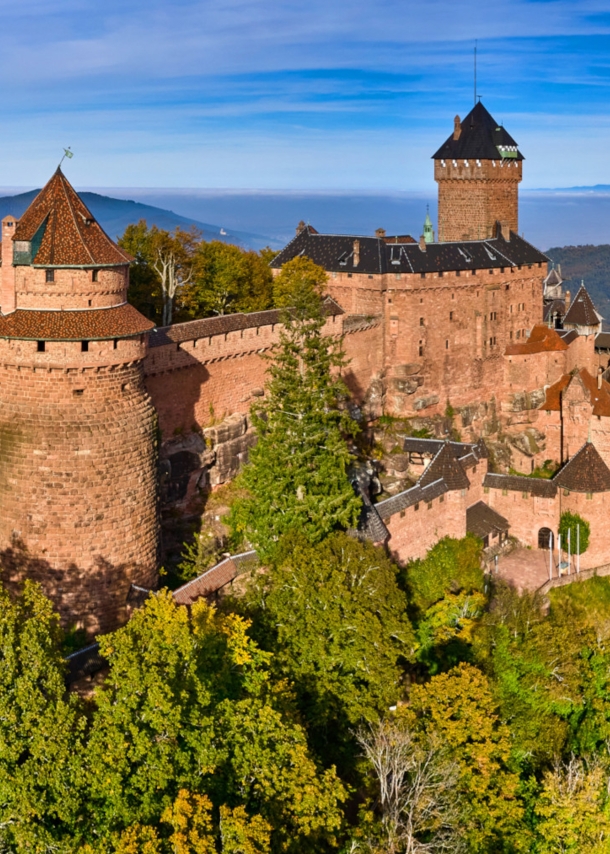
[
  {"xmin": 433, "ymin": 101, "xmax": 523, "ymax": 242},
  {"xmin": 0, "ymin": 169, "xmax": 158, "ymax": 634}
]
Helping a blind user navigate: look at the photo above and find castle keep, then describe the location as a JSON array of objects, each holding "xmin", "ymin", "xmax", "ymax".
[
  {"xmin": 2, "ymin": 101, "xmax": 610, "ymax": 626},
  {"xmin": 0, "ymin": 170, "xmax": 158, "ymax": 633}
]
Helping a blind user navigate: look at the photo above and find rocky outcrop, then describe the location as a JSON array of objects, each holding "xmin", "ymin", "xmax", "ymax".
[{"xmin": 160, "ymin": 413, "xmax": 257, "ymax": 504}]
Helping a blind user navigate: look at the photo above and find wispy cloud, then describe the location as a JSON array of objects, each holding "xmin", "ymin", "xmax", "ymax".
[{"xmin": 1, "ymin": 0, "xmax": 610, "ymax": 187}]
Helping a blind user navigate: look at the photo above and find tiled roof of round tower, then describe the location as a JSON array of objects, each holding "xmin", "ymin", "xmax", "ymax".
[{"xmin": 12, "ymin": 168, "xmax": 132, "ymax": 267}]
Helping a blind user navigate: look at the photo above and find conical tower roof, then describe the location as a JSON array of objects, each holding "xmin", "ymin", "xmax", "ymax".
[
  {"xmin": 563, "ymin": 283, "xmax": 603, "ymax": 327},
  {"xmin": 13, "ymin": 168, "xmax": 132, "ymax": 267},
  {"xmin": 432, "ymin": 101, "xmax": 523, "ymax": 162}
]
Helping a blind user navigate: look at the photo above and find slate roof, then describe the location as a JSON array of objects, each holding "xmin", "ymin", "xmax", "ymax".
[
  {"xmin": 10, "ymin": 169, "xmax": 132, "ymax": 268},
  {"xmin": 376, "ymin": 478, "xmax": 449, "ymax": 521},
  {"xmin": 419, "ymin": 443, "xmax": 470, "ymax": 490},
  {"xmin": 563, "ymin": 284, "xmax": 603, "ymax": 328},
  {"xmin": 505, "ymin": 324, "xmax": 568, "ymax": 356},
  {"xmin": 543, "ymin": 267, "xmax": 563, "ymax": 288},
  {"xmin": 554, "ymin": 442, "xmax": 610, "ymax": 493},
  {"xmin": 271, "ymin": 224, "xmax": 547, "ymax": 275},
  {"xmin": 0, "ymin": 304, "xmax": 154, "ymax": 341},
  {"xmin": 402, "ymin": 436, "xmax": 489, "ymax": 460},
  {"xmin": 483, "ymin": 472, "xmax": 557, "ymax": 497},
  {"xmin": 149, "ymin": 297, "xmax": 344, "ymax": 348},
  {"xmin": 596, "ymin": 332, "xmax": 610, "ymax": 350},
  {"xmin": 431, "ymin": 102, "xmax": 523, "ymax": 162},
  {"xmin": 543, "ymin": 299, "xmax": 566, "ymax": 324},
  {"xmin": 466, "ymin": 501, "xmax": 510, "ymax": 539}
]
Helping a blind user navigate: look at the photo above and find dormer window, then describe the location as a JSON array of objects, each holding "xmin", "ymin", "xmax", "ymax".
[{"xmin": 45, "ymin": 269, "xmax": 54, "ymax": 283}]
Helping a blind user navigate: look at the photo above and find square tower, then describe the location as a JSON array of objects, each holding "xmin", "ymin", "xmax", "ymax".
[{"xmin": 433, "ymin": 102, "xmax": 523, "ymax": 242}]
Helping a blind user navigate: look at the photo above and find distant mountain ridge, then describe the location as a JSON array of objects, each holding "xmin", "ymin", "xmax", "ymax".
[
  {"xmin": 545, "ymin": 244, "xmax": 610, "ymax": 323},
  {"xmin": 0, "ymin": 189, "xmax": 280, "ymax": 251}
]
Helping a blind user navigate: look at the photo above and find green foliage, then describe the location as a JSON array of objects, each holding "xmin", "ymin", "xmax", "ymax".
[
  {"xmin": 0, "ymin": 581, "xmax": 86, "ymax": 852},
  {"xmin": 86, "ymin": 593, "xmax": 345, "ymax": 851},
  {"xmin": 229, "ymin": 287, "xmax": 361, "ymax": 561},
  {"xmin": 404, "ymin": 663, "xmax": 526, "ymax": 852},
  {"xmin": 271, "ymin": 255, "xmax": 327, "ymax": 312},
  {"xmin": 416, "ymin": 590, "xmax": 487, "ymax": 673},
  {"xmin": 181, "ymin": 240, "xmax": 273, "ymax": 318},
  {"xmin": 403, "ymin": 534, "xmax": 485, "ymax": 616},
  {"xmin": 559, "ymin": 510, "xmax": 590, "ymax": 555},
  {"xmin": 239, "ymin": 532, "xmax": 415, "ymax": 766}
]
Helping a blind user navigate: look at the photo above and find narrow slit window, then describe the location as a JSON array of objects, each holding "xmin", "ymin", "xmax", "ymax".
[
  {"xmin": 45, "ymin": 269, "xmax": 54, "ymax": 283},
  {"xmin": 37, "ymin": 340, "xmax": 45, "ymax": 352},
  {"xmin": 92, "ymin": 269, "xmax": 99, "ymax": 282},
  {"xmin": 81, "ymin": 340, "xmax": 89, "ymax": 352}
]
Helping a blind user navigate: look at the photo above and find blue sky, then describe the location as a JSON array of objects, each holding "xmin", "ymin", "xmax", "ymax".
[{"xmin": 2, "ymin": 0, "xmax": 610, "ymax": 190}]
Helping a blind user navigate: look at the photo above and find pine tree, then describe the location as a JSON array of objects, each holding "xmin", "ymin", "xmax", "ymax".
[{"xmin": 230, "ymin": 262, "xmax": 361, "ymax": 561}]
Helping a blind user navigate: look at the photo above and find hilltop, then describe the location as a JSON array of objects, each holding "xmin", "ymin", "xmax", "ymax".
[
  {"xmin": 0, "ymin": 189, "xmax": 279, "ymax": 251},
  {"xmin": 545, "ymin": 244, "xmax": 610, "ymax": 321}
]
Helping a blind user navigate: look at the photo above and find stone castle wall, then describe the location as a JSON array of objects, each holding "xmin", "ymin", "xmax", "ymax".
[
  {"xmin": 434, "ymin": 159, "xmax": 522, "ymax": 242},
  {"xmin": 0, "ymin": 357, "xmax": 158, "ymax": 634}
]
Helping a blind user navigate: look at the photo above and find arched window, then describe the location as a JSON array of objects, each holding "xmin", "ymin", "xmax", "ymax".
[{"xmin": 538, "ymin": 527, "xmax": 553, "ymax": 549}]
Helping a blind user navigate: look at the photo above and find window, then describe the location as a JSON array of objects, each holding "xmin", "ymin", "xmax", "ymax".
[
  {"xmin": 587, "ymin": 492, "xmax": 593, "ymax": 500},
  {"xmin": 45, "ymin": 269, "xmax": 54, "ymax": 282},
  {"xmin": 449, "ymin": 311, "xmax": 453, "ymax": 320},
  {"xmin": 510, "ymin": 305, "xmax": 513, "ymax": 313},
  {"xmin": 418, "ymin": 341, "xmax": 423, "ymax": 357},
  {"xmin": 489, "ymin": 269, "xmax": 493, "ymax": 274},
  {"xmin": 419, "ymin": 317, "xmax": 424, "ymax": 326},
  {"xmin": 400, "ymin": 510, "xmax": 405, "ymax": 518},
  {"xmin": 347, "ymin": 273, "xmax": 352, "ymax": 278},
  {"xmin": 414, "ymin": 503, "xmax": 420, "ymax": 511},
  {"xmin": 420, "ymin": 272, "xmax": 426, "ymax": 279},
  {"xmin": 510, "ymin": 331, "xmax": 513, "ymax": 339},
  {"xmin": 472, "ymin": 269, "xmax": 477, "ymax": 275},
  {"xmin": 439, "ymin": 495, "xmax": 444, "ymax": 503},
  {"xmin": 368, "ymin": 274, "xmax": 373, "ymax": 279},
  {"xmin": 113, "ymin": 338, "xmax": 119, "ymax": 350},
  {"xmin": 92, "ymin": 269, "xmax": 99, "ymax": 282},
  {"xmin": 73, "ymin": 389, "xmax": 84, "ymax": 397},
  {"xmin": 427, "ymin": 502, "xmax": 432, "ymax": 510},
  {"xmin": 445, "ymin": 339, "xmax": 449, "ymax": 349},
  {"xmin": 456, "ymin": 270, "xmax": 461, "ymax": 277},
  {"xmin": 36, "ymin": 340, "xmax": 45, "ymax": 352},
  {"xmin": 500, "ymin": 267, "xmax": 505, "ymax": 273},
  {"xmin": 505, "ymin": 284, "xmax": 509, "ymax": 290},
  {"xmin": 438, "ymin": 271, "xmax": 444, "ymax": 278},
  {"xmin": 81, "ymin": 340, "xmax": 89, "ymax": 352},
  {"xmin": 516, "ymin": 330, "xmax": 521, "ymax": 339}
]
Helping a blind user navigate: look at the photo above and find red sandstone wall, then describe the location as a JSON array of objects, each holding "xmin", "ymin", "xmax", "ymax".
[
  {"xmin": 485, "ymin": 486, "xmax": 558, "ymax": 550},
  {"xmin": 14, "ymin": 266, "xmax": 128, "ymax": 310},
  {"xmin": 383, "ymin": 264, "xmax": 544, "ymax": 416},
  {"xmin": 0, "ymin": 360, "xmax": 158, "ymax": 634},
  {"xmin": 385, "ymin": 489, "xmax": 468, "ymax": 564},
  {"xmin": 434, "ymin": 160, "xmax": 522, "ymax": 242},
  {"xmin": 145, "ymin": 316, "xmax": 382, "ymax": 440},
  {"xmin": 561, "ymin": 491, "xmax": 610, "ymax": 570}
]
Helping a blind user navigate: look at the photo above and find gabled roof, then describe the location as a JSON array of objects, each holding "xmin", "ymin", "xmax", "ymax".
[
  {"xmin": 432, "ymin": 102, "xmax": 523, "ymax": 162},
  {"xmin": 483, "ymin": 472, "xmax": 557, "ymax": 498},
  {"xmin": 466, "ymin": 501, "xmax": 510, "ymax": 539},
  {"xmin": 419, "ymin": 442, "xmax": 470, "ymax": 491},
  {"xmin": 505, "ymin": 323, "xmax": 568, "ymax": 356},
  {"xmin": 543, "ymin": 266, "xmax": 563, "ymax": 288},
  {"xmin": 12, "ymin": 168, "xmax": 132, "ymax": 267},
  {"xmin": 554, "ymin": 442, "xmax": 610, "ymax": 493},
  {"xmin": 541, "ymin": 368, "xmax": 610, "ymax": 416},
  {"xmin": 270, "ymin": 224, "xmax": 547, "ymax": 275},
  {"xmin": 563, "ymin": 284, "xmax": 603, "ymax": 328}
]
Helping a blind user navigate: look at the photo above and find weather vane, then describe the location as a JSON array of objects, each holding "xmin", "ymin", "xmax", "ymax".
[{"xmin": 59, "ymin": 147, "xmax": 74, "ymax": 168}]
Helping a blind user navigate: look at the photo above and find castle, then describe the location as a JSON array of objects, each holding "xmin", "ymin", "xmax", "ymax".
[{"xmin": 2, "ymin": 101, "xmax": 610, "ymax": 631}]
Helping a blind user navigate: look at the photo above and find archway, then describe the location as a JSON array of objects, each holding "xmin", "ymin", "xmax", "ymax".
[{"xmin": 538, "ymin": 527, "xmax": 553, "ymax": 549}]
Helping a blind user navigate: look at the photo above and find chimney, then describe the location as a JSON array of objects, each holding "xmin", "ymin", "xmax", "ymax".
[
  {"xmin": 375, "ymin": 228, "xmax": 386, "ymax": 238},
  {"xmin": 565, "ymin": 290, "xmax": 571, "ymax": 311},
  {"xmin": 1, "ymin": 216, "xmax": 17, "ymax": 315},
  {"xmin": 296, "ymin": 220, "xmax": 306, "ymax": 234},
  {"xmin": 419, "ymin": 234, "xmax": 426, "ymax": 252},
  {"xmin": 500, "ymin": 221, "xmax": 511, "ymax": 241},
  {"xmin": 453, "ymin": 115, "xmax": 461, "ymax": 141},
  {"xmin": 353, "ymin": 239, "xmax": 360, "ymax": 268}
]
